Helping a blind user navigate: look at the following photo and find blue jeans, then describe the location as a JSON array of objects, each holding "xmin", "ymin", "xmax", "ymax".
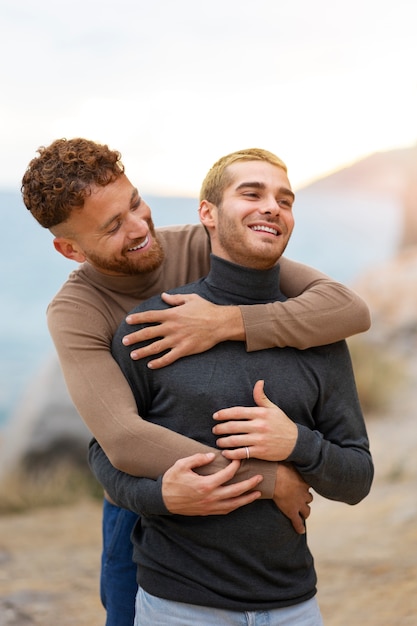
[
  {"xmin": 101, "ymin": 499, "xmax": 139, "ymax": 626},
  {"xmin": 135, "ymin": 587, "xmax": 324, "ymax": 626}
]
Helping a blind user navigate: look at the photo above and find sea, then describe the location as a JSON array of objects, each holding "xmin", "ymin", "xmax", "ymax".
[{"xmin": 0, "ymin": 188, "xmax": 401, "ymax": 428}]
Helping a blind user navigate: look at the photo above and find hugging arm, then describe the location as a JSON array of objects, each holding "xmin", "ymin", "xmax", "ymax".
[
  {"xmin": 47, "ymin": 292, "xmax": 278, "ymax": 495},
  {"xmin": 88, "ymin": 441, "xmax": 311, "ymax": 533},
  {"xmin": 122, "ymin": 257, "xmax": 371, "ymax": 367},
  {"xmin": 48, "ymin": 249, "xmax": 368, "ymax": 493},
  {"xmin": 241, "ymin": 257, "xmax": 370, "ymax": 352}
]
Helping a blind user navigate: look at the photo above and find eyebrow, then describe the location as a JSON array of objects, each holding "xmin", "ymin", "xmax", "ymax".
[
  {"xmin": 235, "ymin": 181, "xmax": 295, "ymax": 202},
  {"xmin": 99, "ymin": 188, "xmax": 139, "ymax": 232}
]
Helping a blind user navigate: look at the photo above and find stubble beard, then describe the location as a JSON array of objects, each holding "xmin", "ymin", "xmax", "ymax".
[
  {"xmin": 217, "ymin": 212, "xmax": 287, "ymax": 270},
  {"xmin": 87, "ymin": 224, "xmax": 166, "ymax": 276}
]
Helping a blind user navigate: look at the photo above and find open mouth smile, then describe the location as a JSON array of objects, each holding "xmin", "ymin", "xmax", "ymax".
[
  {"xmin": 128, "ymin": 235, "xmax": 149, "ymax": 252},
  {"xmin": 249, "ymin": 225, "xmax": 280, "ymax": 236}
]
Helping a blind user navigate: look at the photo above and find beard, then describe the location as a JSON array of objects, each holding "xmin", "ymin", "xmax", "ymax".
[
  {"xmin": 216, "ymin": 210, "xmax": 290, "ymax": 270},
  {"xmin": 85, "ymin": 219, "xmax": 165, "ymax": 276}
]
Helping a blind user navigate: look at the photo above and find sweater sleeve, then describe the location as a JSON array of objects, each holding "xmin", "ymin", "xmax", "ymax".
[
  {"xmin": 88, "ymin": 439, "xmax": 278, "ymax": 516},
  {"xmin": 240, "ymin": 257, "xmax": 371, "ymax": 351},
  {"xmin": 287, "ymin": 341, "xmax": 374, "ymax": 504},
  {"xmin": 47, "ymin": 294, "xmax": 277, "ymax": 497},
  {"xmin": 88, "ymin": 439, "xmax": 170, "ymax": 515}
]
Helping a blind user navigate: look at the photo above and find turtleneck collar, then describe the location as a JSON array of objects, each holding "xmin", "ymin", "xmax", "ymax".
[{"xmin": 204, "ymin": 254, "xmax": 285, "ymax": 305}]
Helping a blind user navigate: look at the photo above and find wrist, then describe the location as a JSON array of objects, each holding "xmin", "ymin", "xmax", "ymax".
[{"xmin": 218, "ymin": 306, "xmax": 245, "ymax": 342}]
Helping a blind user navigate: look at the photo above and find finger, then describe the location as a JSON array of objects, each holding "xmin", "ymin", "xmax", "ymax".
[
  {"xmin": 218, "ymin": 474, "xmax": 263, "ymax": 498},
  {"xmin": 220, "ymin": 447, "xmax": 253, "ymax": 461},
  {"xmin": 174, "ymin": 452, "xmax": 217, "ymax": 471},
  {"xmin": 160, "ymin": 292, "xmax": 188, "ymax": 306},
  {"xmin": 126, "ymin": 309, "xmax": 167, "ymax": 326},
  {"xmin": 216, "ymin": 432, "xmax": 257, "ymax": 449},
  {"xmin": 122, "ymin": 325, "xmax": 164, "ymax": 347},
  {"xmin": 130, "ymin": 339, "xmax": 169, "ymax": 361},
  {"xmin": 147, "ymin": 347, "xmax": 188, "ymax": 369},
  {"xmin": 192, "ymin": 459, "xmax": 243, "ymax": 487},
  {"xmin": 213, "ymin": 420, "xmax": 257, "ymax": 435},
  {"xmin": 213, "ymin": 407, "xmax": 258, "ymax": 422},
  {"xmin": 204, "ymin": 460, "xmax": 245, "ymax": 487},
  {"xmin": 289, "ymin": 513, "xmax": 306, "ymax": 535},
  {"xmin": 192, "ymin": 461, "xmax": 263, "ymax": 495},
  {"xmin": 214, "ymin": 490, "xmax": 262, "ymax": 514},
  {"xmin": 300, "ymin": 503, "xmax": 312, "ymax": 520},
  {"xmin": 147, "ymin": 353, "xmax": 176, "ymax": 369},
  {"xmin": 146, "ymin": 336, "xmax": 206, "ymax": 368}
]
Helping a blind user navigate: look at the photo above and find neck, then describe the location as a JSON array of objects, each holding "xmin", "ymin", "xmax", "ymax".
[{"xmin": 205, "ymin": 255, "xmax": 285, "ymax": 304}]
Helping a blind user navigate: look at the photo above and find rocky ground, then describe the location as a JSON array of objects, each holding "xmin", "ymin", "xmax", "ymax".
[{"xmin": 0, "ymin": 385, "xmax": 416, "ymax": 626}]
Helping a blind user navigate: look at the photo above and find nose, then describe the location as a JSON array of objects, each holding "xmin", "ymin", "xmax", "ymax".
[
  {"xmin": 259, "ymin": 196, "xmax": 281, "ymax": 216},
  {"xmin": 126, "ymin": 211, "xmax": 149, "ymax": 239}
]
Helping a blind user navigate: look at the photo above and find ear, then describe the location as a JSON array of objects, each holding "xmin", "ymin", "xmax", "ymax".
[
  {"xmin": 53, "ymin": 237, "xmax": 86, "ymax": 263},
  {"xmin": 198, "ymin": 200, "xmax": 217, "ymax": 230}
]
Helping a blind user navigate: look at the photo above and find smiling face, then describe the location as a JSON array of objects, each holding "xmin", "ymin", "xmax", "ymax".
[
  {"xmin": 199, "ymin": 160, "xmax": 295, "ymax": 270},
  {"xmin": 52, "ymin": 174, "xmax": 164, "ymax": 275}
]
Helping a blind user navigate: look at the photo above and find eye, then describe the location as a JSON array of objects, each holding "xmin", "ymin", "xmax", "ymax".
[
  {"xmin": 107, "ymin": 219, "xmax": 122, "ymax": 234},
  {"xmin": 278, "ymin": 199, "xmax": 293, "ymax": 209},
  {"xmin": 131, "ymin": 197, "xmax": 142, "ymax": 211}
]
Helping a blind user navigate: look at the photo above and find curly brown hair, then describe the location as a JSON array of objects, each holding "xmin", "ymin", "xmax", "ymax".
[{"xmin": 21, "ymin": 138, "xmax": 125, "ymax": 229}]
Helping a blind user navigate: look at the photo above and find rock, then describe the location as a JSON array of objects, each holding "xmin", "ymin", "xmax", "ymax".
[
  {"xmin": 0, "ymin": 599, "xmax": 34, "ymax": 625},
  {"xmin": 400, "ymin": 152, "xmax": 417, "ymax": 249},
  {"xmin": 0, "ymin": 591, "xmax": 59, "ymax": 626},
  {"xmin": 354, "ymin": 247, "xmax": 417, "ymax": 356},
  {"xmin": 0, "ymin": 354, "xmax": 91, "ymax": 479}
]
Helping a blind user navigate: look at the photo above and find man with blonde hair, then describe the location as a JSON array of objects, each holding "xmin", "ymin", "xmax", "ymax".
[{"xmin": 90, "ymin": 148, "xmax": 373, "ymax": 625}]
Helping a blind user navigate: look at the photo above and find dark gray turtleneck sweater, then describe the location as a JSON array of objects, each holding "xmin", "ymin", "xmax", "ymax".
[{"xmin": 89, "ymin": 254, "xmax": 373, "ymax": 611}]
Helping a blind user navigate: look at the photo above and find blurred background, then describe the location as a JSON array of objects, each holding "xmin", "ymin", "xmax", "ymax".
[{"xmin": 0, "ymin": 1, "xmax": 416, "ymax": 624}]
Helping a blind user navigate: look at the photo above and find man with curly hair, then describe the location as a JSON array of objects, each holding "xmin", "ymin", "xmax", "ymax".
[{"xmin": 22, "ymin": 138, "xmax": 370, "ymax": 626}]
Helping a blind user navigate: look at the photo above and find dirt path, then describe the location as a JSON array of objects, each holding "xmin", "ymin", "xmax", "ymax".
[{"xmin": 0, "ymin": 499, "xmax": 104, "ymax": 626}]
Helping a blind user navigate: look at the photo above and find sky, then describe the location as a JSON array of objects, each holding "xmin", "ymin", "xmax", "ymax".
[{"xmin": 1, "ymin": 0, "xmax": 416, "ymax": 196}]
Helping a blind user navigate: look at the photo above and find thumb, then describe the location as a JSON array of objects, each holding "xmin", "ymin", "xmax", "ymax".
[{"xmin": 253, "ymin": 380, "xmax": 277, "ymax": 409}]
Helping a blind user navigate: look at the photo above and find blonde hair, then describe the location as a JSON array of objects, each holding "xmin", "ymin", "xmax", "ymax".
[{"xmin": 199, "ymin": 148, "xmax": 287, "ymax": 205}]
